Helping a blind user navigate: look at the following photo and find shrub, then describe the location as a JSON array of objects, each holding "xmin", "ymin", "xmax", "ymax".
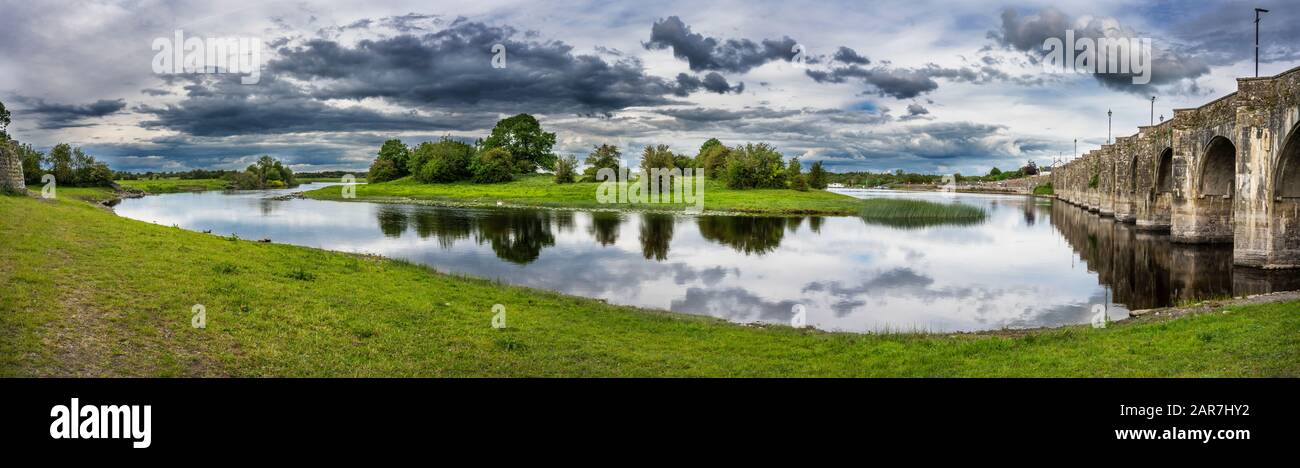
[
  {"xmin": 470, "ymin": 147, "xmax": 516, "ymax": 183},
  {"xmin": 554, "ymin": 154, "xmax": 577, "ymax": 184},
  {"xmin": 368, "ymin": 157, "xmax": 401, "ymax": 183},
  {"xmin": 582, "ymin": 144, "xmax": 622, "ymax": 181},
  {"xmin": 412, "ymin": 138, "xmax": 474, "ymax": 183},
  {"xmin": 725, "ymin": 143, "xmax": 786, "ymax": 189}
]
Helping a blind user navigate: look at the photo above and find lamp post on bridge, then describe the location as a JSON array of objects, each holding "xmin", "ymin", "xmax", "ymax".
[
  {"xmin": 1150, "ymin": 96, "xmax": 1156, "ymax": 126},
  {"xmin": 1107, "ymin": 109, "xmax": 1113, "ymax": 144},
  {"xmin": 1256, "ymin": 8, "xmax": 1269, "ymax": 77}
]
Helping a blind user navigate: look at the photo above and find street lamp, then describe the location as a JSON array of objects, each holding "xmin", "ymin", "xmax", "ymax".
[
  {"xmin": 1256, "ymin": 8, "xmax": 1269, "ymax": 77},
  {"xmin": 1107, "ymin": 109, "xmax": 1113, "ymax": 144},
  {"xmin": 1150, "ymin": 96, "xmax": 1156, "ymax": 126}
]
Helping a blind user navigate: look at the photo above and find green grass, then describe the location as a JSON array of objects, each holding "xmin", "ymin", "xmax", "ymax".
[
  {"xmin": 297, "ymin": 176, "xmax": 366, "ymax": 183},
  {"xmin": 46, "ymin": 186, "xmax": 120, "ymax": 203},
  {"xmin": 858, "ymin": 198, "xmax": 986, "ymax": 220},
  {"xmin": 2, "ymin": 193, "xmax": 1298, "ymax": 377},
  {"xmin": 303, "ymin": 174, "xmax": 868, "ymax": 215},
  {"xmin": 117, "ymin": 178, "xmax": 230, "ymax": 193},
  {"xmin": 1033, "ymin": 183, "xmax": 1055, "ymax": 196}
]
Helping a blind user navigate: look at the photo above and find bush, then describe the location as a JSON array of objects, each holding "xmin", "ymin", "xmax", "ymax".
[
  {"xmin": 582, "ymin": 144, "xmax": 621, "ymax": 181},
  {"xmin": 554, "ymin": 155, "xmax": 578, "ymax": 184},
  {"xmin": 412, "ymin": 138, "xmax": 474, "ymax": 183},
  {"xmin": 368, "ymin": 157, "xmax": 401, "ymax": 183},
  {"xmin": 725, "ymin": 143, "xmax": 786, "ymax": 189},
  {"xmin": 470, "ymin": 147, "xmax": 516, "ymax": 183}
]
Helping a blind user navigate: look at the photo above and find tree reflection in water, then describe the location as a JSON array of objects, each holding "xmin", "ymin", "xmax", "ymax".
[
  {"xmin": 696, "ymin": 216, "xmax": 789, "ymax": 255},
  {"xmin": 639, "ymin": 213, "xmax": 674, "ymax": 261}
]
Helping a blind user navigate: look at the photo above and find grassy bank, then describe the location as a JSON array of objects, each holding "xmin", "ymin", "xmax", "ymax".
[
  {"xmin": 2, "ymin": 193, "xmax": 1298, "ymax": 377},
  {"xmin": 303, "ymin": 174, "xmax": 867, "ymax": 215},
  {"xmin": 117, "ymin": 178, "xmax": 230, "ymax": 194}
]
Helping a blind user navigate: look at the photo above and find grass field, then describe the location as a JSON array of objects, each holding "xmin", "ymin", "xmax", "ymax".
[
  {"xmin": 2, "ymin": 192, "xmax": 1298, "ymax": 377},
  {"xmin": 116, "ymin": 178, "xmax": 231, "ymax": 194},
  {"xmin": 303, "ymin": 174, "xmax": 869, "ymax": 215}
]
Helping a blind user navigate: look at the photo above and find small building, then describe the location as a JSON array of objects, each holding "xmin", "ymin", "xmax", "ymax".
[{"xmin": 827, "ymin": 182, "xmax": 845, "ymax": 188}]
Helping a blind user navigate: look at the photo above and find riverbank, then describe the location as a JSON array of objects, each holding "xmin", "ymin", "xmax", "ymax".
[
  {"xmin": 302, "ymin": 174, "xmax": 868, "ymax": 215},
  {"xmin": 2, "ymin": 193, "xmax": 1298, "ymax": 377}
]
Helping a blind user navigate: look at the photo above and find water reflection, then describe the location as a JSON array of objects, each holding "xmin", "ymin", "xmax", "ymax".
[
  {"xmin": 110, "ymin": 186, "xmax": 1297, "ymax": 333},
  {"xmin": 588, "ymin": 211, "xmax": 623, "ymax": 246},
  {"xmin": 697, "ymin": 216, "xmax": 788, "ymax": 255},
  {"xmin": 1049, "ymin": 202, "xmax": 1300, "ymax": 309},
  {"xmin": 639, "ymin": 213, "xmax": 674, "ymax": 261}
]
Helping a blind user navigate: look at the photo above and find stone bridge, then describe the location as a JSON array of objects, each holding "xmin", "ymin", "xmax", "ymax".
[{"xmin": 1053, "ymin": 65, "xmax": 1300, "ymax": 270}]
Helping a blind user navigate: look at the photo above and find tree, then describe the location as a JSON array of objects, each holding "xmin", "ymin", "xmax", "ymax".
[
  {"xmin": 470, "ymin": 147, "xmax": 516, "ymax": 183},
  {"xmin": 582, "ymin": 144, "xmax": 622, "ymax": 181},
  {"xmin": 697, "ymin": 143, "xmax": 732, "ymax": 179},
  {"xmin": 989, "ymin": 167, "xmax": 1002, "ymax": 177},
  {"xmin": 412, "ymin": 138, "xmax": 474, "ymax": 183},
  {"xmin": 554, "ymin": 154, "xmax": 577, "ymax": 184},
  {"xmin": 787, "ymin": 157, "xmax": 808, "ymax": 191},
  {"xmin": 482, "ymin": 114, "xmax": 556, "ymax": 173},
  {"xmin": 18, "ymin": 143, "xmax": 44, "ymax": 185},
  {"xmin": 725, "ymin": 143, "xmax": 786, "ymax": 189},
  {"xmin": 0, "ymin": 98, "xmax": 9, "ymax": 141},
  {"xmin": 71, "ymin": 147, "xmax": 112, "ymax": 186},
  {"xmin": 1022, "ymin": 160, "xmax": 1039, "ymax": 176},
  {"xmin": 808, "ymin": 161, "xmax": 828, "ymax": 189},
  {"xmin": 48, "ymin": 143, "xmax": 74, "ymax": 185},
  {"xmin": 698, "ymin": 138, "xmax": 722, "ymax": 156},
  {"xmin": 233, "ymin": 155, "xmax": 295, "ymax": 189},
  {"xmin": 368, "ymin": 139, "xmax": 410, "ymax": 182},
  {"xmin": 639, "ymin": 144, "xmax": 676, "ymax": 174}
]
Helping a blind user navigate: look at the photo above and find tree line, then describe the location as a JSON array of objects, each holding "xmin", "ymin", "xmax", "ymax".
[{"xmin": 368, "ymin": 113, "xmax": 830, "ymax": 191}]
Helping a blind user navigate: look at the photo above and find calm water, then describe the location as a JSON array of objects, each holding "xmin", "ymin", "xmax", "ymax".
[{"xmin": 112, "ymin": 183, "xmax": 1299, "ymax": 333}]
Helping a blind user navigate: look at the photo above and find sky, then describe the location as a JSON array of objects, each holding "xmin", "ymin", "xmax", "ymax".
[{"xmin": 1, "ymin": 0, "xmax": 1297, "ymax": 175}]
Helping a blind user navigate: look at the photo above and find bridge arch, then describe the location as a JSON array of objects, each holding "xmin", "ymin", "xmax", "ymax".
[
  {"xmin": 1156, "ymin": 147, "xmax": 1173, "ymax": 194},
  {"xmin": 1276, "ymin": 121, "xmax": 1300, "ymax": 199},
  {"xmin": 1198, "ymin": 136, "xmax": 1236, "ymax": 198}
]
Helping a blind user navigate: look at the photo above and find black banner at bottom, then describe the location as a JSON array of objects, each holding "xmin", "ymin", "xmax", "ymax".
[{"xmin": 1, "ymin": 378, "xmax": 1294, "ymax": 455}]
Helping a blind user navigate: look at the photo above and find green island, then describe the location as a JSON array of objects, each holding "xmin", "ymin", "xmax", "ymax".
[
  {"xmin": 304, "ymin": 174, "xmax": 870, "ymax": 215},
  {"xmin": 3, "ymin": 193, "xmax": 1297, "ymax": 377}
]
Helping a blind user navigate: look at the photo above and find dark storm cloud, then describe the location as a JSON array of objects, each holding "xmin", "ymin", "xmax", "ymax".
[
  {"xmin": 673, "ymin": 72, "xmax": 744, "ymax": 96},
  {"xmin": 643, "ymin": 16, "xmax": 798, "ymax": 73},
  {"xmin": 14, "ymin": 97, "xmax": 126, "ymax": 129},
  {"xmin": 1164, "ymin": 0, "xmax": 1300, "ymax": 66},
  {"xmin": 138, "ymin": 75, "xmax": 495, "ymax": 137},
  {"xmin": 141, "ymin": 18, "xmax": 753, "ymax": 137},
  {"xmin": 266, "ymin": 19, "xmax": 690, "ymax": 115},
  {"xmin": 805, "ymin": 61, "xmax": 1031, "ymax": 99},
  {"xmin": 992, "ymin": 7, "xmax": 1210, "ymax": 94},
  {"xmin": 832, "ymin": 46, "xmax": 870, "ymax": 65}
]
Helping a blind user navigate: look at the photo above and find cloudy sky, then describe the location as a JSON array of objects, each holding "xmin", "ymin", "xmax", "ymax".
[{"xmin": 1, "ymin": 0, "xmax": 1297, "ymax": 174}]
